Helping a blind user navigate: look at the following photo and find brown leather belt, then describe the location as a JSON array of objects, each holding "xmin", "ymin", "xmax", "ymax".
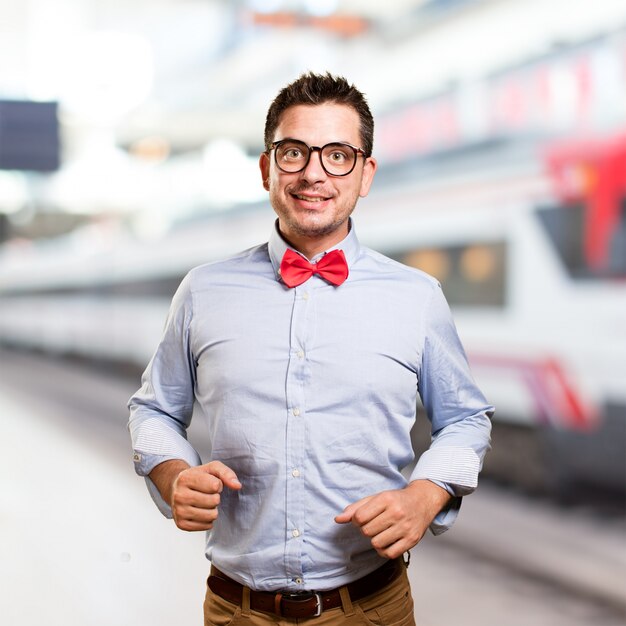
[{"xmin": 207, "ymin": 558, "xmax": 403, "ymax": 619}]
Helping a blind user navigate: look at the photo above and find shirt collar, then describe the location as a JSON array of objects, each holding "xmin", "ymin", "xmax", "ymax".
[{"xmin": 268, "ymin": 218, "xmax": 361, "ymax": 280}]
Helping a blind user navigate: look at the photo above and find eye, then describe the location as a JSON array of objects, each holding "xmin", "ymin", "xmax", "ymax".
[
  {"xmin": 284, "ymin": 148, "xmax": 304, "ymax": 159},
  {"xmin": 327, "ymin": 150, "xmax": 348, "ymax": 163},
  {"xmin": 278, "ymin": 142, "xmax": 307, "ymax": 162}
]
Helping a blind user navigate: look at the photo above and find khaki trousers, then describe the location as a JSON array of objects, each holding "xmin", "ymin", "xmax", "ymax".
[{"xmin": 203, "ymin": 566, "xmax": 416, "ymax": 626}]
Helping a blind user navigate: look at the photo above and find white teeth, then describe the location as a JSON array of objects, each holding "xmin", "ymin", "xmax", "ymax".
[{"xmin": 294, "ymin": 194, "xmax": 326, "ymax": 202}]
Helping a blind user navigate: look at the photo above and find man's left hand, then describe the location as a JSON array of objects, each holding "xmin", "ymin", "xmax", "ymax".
[{"xmin": 334, "ymin": 479, "xmax": 452, "ymax": 559}]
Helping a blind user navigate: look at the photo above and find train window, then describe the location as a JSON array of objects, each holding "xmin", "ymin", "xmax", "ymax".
[
  {"xmin": 402, "ymin": 249, "xmax": 451, "ymax": 282},
  {"xmin": 536, "ymin": 199, "xmax": 626, "ymax": 279},
  {"xmin": 391, "ymin": 241, "xmax": 507, "ymax": 307},
  {"xmin": 0, "ymin": 275, "xmax": 185, "ymax": 299}
]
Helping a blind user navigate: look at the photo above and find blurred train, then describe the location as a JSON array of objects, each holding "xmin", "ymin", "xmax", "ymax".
[{"xmin": 0, "ymin": 132, "xmax": 625, "ymax": 499}]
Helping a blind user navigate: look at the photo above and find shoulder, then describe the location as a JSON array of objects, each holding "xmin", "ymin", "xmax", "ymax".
[{"xmin": 184, "ymin": 243, "xmax": 271, "ymax": 290}]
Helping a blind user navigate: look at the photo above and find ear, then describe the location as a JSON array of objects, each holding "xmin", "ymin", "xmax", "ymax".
[
  {"xmin": 359, "ymin": 157, "xmax": 377, "ymax": 198},
  {"xmin": 259, "ymin": 152, "xmax": 271, "ymax": 191}
]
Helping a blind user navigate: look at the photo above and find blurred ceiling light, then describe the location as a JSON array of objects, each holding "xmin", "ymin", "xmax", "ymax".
[
  {"xmin": 131, "ymin": 210, "xmax": 171, "ymax": 243},
  {"xmin": 24, "ymin": 0, "xmax": 86, "ymax": 101},
  {"xmin": 59, "ymin": 31, "xmax": 154, "ymax": 125},
  {"xmin": 249, "ymin": 10, "xmax": 368, "ymax": 36},
  {"xmin": 548, "ymin": 65, "xmax": 578, "ymax": 130},
  {"xmin": 303, "ymin": 0, "xmax": 339, "ymax": 17},
  {"xmin": 203, "ymin": 139, "xmax": 267, "ymax": 205},
  {"xmin": 46, "ymin": 131, "xmax": 144, "ymax": 214},
  {"xmin": 129, "ymin": 136, "xmax": 171, "ymax": 164},
  {"xmin": 0, "ymin": 171, "xmax": 29, "ymax": 215},
  {"xmin": 249, "ymin": 0, "xmax": 284, "ymax": 13}
]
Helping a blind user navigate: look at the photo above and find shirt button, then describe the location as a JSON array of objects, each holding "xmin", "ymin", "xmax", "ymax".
[
  {"xmin": 297, "ymin": 350, "xmax": 305, "ymax": 359},
  {"xmin": 295, "ymin": 578, "xmax": 303, "ymax": 585},
  {"xmin": 292, "ymin": 469, "xmax": 301, "ymax": 478},
  {"xmin": 292, "ymin": 529, "xmax": 300, "ymax": 538},
  {"xmin": 292, "ymin": 407, "xmax": 300, "ymax": 416},
  {"xmin": 302, "ymin": 292, "xmax": 309, "ymax": 300}
]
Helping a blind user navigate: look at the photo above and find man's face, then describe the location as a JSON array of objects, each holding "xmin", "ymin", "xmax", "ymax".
[{"xmin": 259, "ymin": 103, "xmax": 377, "ymax": 255}]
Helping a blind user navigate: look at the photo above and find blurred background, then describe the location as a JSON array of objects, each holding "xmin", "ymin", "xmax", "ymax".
[{"xmin": 0, "ymin": 0, "xmax": 624, "ymax": 624}]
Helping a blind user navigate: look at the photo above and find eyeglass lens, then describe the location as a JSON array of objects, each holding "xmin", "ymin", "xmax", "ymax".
[{"xmin": 274, "ymin": 140, "xmax": 358, "ymax": 175}]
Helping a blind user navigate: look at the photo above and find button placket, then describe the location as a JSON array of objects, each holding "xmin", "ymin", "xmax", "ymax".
[{"xmin": 283, "ymin": 284, "xmax": 311, "ymax": 581}]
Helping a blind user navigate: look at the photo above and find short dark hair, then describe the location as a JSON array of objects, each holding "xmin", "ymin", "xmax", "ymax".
[{"xmin": 264, "ymin": 72, "xmax": 374, "ymax": 157}]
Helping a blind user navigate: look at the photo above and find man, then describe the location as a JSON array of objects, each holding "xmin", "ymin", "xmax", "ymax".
[{"xmin": 128, "ymin": 72, "xmax": 493, "ymax": 625}]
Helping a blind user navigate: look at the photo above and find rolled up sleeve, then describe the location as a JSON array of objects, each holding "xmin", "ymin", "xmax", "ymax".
[
  {"xmin": 128, "ymin": 273, "xmax": 202, "ymax": 517},
  {"xmin": 412, "ymin": 283, "xmax": 493, "ymax": 533}
]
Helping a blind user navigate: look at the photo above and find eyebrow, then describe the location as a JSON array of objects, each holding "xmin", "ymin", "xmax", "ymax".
[{"xmin": 274, "ymin": 138, "xmax": 361, "ymax": 148}]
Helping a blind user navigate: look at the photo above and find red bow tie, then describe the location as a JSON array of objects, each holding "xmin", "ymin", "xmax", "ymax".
[{"xmin": 280, "ymin": 248, "xmax": 349, "ymax": 288}]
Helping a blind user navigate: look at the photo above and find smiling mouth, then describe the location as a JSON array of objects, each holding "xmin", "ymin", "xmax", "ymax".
[{"xmin": 292, "ymin": 193, "xmax": 331, "ymax": 202}]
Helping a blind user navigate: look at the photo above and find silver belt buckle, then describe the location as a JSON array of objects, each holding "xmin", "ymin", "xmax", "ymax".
[
  {"xmin": 283, "ymin": 591, "xmax": 323, "ymax": 618},
  {"xmin": 312, "ymin": 592, "xmax": 322, "ymax": 617}
]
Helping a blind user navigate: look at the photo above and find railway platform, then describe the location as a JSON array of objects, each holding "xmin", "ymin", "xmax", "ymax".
[{"xmin": 1, "ymin": 348, "xmax": 624, "ymax": 626}]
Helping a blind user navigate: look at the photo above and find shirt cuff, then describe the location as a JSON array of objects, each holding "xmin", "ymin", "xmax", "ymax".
[
  {"xmin": 132, "ymin": 448, "xmax": 202, "ymax": 518},
  {"xmin": 429, "ymin": 495, "xmax": 462, "ymax": 535},
  {"xmin": 410, "ymin": 446, "xmax": 481, "ymax": 496}
]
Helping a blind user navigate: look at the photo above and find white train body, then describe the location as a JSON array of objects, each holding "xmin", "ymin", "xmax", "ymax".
[{"xmin": 1, "ymin": 133, "xmax": 625, "ymax": 494}]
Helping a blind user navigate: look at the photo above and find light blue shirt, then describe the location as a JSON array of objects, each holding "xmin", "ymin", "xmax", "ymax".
[{"xmin": 128, "ymin": 220, "xmax": 493, "ymax": 592}]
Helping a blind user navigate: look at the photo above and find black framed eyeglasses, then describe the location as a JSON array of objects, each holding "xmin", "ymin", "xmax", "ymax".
[{"xmin": 269, "ymin": 138, "xmax": 367, "ymax": 177}]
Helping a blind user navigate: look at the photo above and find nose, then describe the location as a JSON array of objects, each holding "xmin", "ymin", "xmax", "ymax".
[{"xmin": 300, "ymin": 147, "xmax": 327, "ymax": 182}]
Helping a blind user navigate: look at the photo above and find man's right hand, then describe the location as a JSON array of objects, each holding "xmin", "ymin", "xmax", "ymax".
[{"xmin": 149, "ymin": 459, "xmax": 241, "ymax": 532}]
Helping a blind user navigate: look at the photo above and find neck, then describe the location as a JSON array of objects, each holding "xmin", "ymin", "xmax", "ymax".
[{"xmin": 279, "ymin": 224, "xmax": 349, "ymax": 260}]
